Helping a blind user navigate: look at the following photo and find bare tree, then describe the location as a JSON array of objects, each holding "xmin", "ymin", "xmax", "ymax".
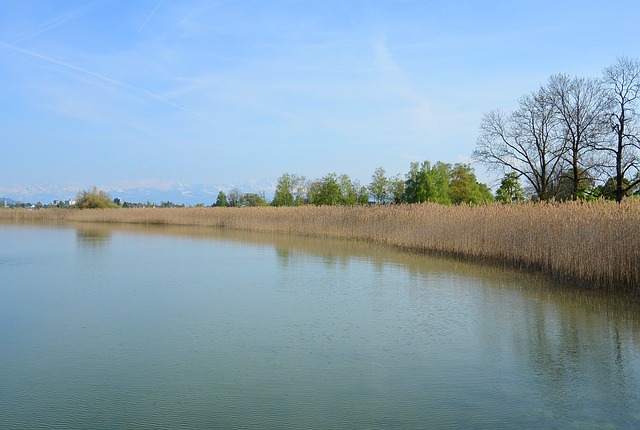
[
  {"xmin": 227, "ymin": 188, "xmax": 243, "ymax": 207},
  {"xmin": 474, "ymin": 88, "xmax": 565, "ymax": 200},
  {"xmin": 546, "ymin": 74, "xmax": 608, "ymax": 199},
  {"xmin": 597, "ymin": 57, "xmax": 640, "ymax": 202}
]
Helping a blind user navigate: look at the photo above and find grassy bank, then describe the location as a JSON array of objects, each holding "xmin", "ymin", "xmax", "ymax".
[{"xmin": 1, "ymin": 201, "xmax": 638, "ymax": 292}]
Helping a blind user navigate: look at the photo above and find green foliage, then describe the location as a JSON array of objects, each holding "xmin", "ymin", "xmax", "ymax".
[
  {"xmin": 216, "ymin": 191, "xmax": 227, "ymax": 207},
  {"xmin": 404, "ymin": 162, "xmax": 430, "ymax": 203},
  {"xmin": 429, "ymin": 162, "xmax": 452, "ymax": 204},
  {"xmin": 292, "ymin": 178, "xmax": 308, "ymax": 205},
  {"xmin": 474, "ymin": 182, "xmax": 494, "ymax": 204},
  {"xmin": 595, "ymin": 177, "xmax": 635, "ymax": 200},
  {"xmin": 496, "ymin": 172, "xmax": 525, "ymax": 203},
  {"xmin": 338, "ymin": 174, "xmax": 358, "ymax": 205},
  {"xmin": 306, "ymin": 173, "xmax": 365, "ymax": 206},
  {"xmin": 554, "ymin": 169, "xmax": 595, "ymax": 201},
  {"xmin": 242, "ymin": 193, "xmax": 269, "ymax": 207},
  {"xmin": 76, "ymin": 187, "xmax": 119, "ymax": 209},
  {"xmin": 272, "ymin": 173, "xmax": 295, "ymax": 206},
  {"xmin": 404, "ymin": 161, "xmax": 451, "ymax": 204},
  {"xmin": 53, "ymin": 200, "xmax": 74, "ymax": 209},
  {"xmin": 272, "ymin": 173, "xmax": 308, "ymax": 206},
  {"xmin": 449, "ymin": 163, "xmax": 493, "ymax": 204},
  {"xmin": 268, "ymin": 162, "xmax": 492, "ymax": 208},
  {"xmin": 368, "ymin": 167, "xmax": 389, "ymax": 204},
  {"xmin": 356, "ymin": 185, "xmax": 369, "ymax": 205},
  {"xmin": 449, "ymin": 164, "xmax": 472, "ymax": 204},
  {"xmin": 309, "ymin": 173, "xmax": 342, "ymax": 205},
  {"xmin": 160, "ymin": 201, "xmax": 184, "ymax": 208},
  {"xmin": 388, "ymin": 174, "xmax": 405, "ymax": 204},
  {"xmin": 227, "ymin": 188, "xmax": 243, "ymax": 207},
  {"xmin": 402, "ymin": 162, "xmax": 492, "ymax": 205}
]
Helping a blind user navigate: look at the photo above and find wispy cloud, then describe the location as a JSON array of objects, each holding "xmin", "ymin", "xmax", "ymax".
[
  {"xmin": 0, "ymin": 41, "xmax": 189, "ymax": 112},
  {"xmin": 6, "ymin": 2, "xmax": 101, "ymax": 44},
  {"xmin": 372, "ymin": 40, "xmax": 434, "ymax": 125}
]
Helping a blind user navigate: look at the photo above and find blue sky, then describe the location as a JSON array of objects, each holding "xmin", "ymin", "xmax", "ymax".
[{"xmin": 2, "ymin": 0, "xmax": 639, "ymax": 199}]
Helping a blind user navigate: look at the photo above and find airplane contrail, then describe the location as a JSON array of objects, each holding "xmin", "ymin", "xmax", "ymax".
[
  {"xmin": 0, "ymin": 41, "xmax": 189, "ymax": 113},
  {"xmin": 8, "ymin": 1, "xmax": 105, "ymax": 44},
  {"xmin": 138, "ymin": 0, "xmax": 164, "ymax": 33},
  {"xmin": 10, "ymin": 14, "xmax": 76, "ymax": 44}
]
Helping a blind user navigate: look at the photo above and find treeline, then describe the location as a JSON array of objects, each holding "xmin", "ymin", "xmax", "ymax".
[
  {"xmin": 213, "ymin": 161, "xmax": 494, "ymax": 207},
  {"xmin": 474, "ymin": 56, "xmax": 640, "ymax": 202}
]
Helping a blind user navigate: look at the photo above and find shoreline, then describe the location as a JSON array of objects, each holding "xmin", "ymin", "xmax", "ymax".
[{"xmin": 1, "ymin": 201, "xmax": 639, "ymax": 293}]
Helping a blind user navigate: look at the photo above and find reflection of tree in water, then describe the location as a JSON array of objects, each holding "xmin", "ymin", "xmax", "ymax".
[
  {"xmin": 270, "ymin": 228, "xmax": 640, "ymax": 426},
  {"xmin": 499, "ymin": 290, "xmax": 640, "ymax": 427},
  {"xmin": 277, "ymin": 245, "xmax": 351, "ymax": 268},
  {"xmin": 76, "ymin": 227, "xmax": 112, "ymax": 249}
]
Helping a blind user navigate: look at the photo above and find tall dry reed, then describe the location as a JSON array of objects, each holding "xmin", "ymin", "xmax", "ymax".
[{"xmin": 1, "ymin": 201, "xmax": 638, "ymax": 292}]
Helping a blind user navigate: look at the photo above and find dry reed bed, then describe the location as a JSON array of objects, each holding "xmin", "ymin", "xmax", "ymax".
[{"xmin": 2, "ymin": 201, "xmax": 638, "ymax": 291}]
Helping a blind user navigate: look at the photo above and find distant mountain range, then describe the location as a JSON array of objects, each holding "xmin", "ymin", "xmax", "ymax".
[
  {"xmin": 1, "ymin": 180, "xmax": 277, "ymax": 206},
  {"xmin": 1, "ymin": 197, "xmax": 21, "ymax": 206}
]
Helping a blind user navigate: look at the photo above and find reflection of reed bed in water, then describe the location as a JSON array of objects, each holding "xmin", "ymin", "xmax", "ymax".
[
  {"xmin": 2, "ymin": 200, "xmax": 639, "ymax": 292},
  {"xmin": 107, "ymin": 222, "xmax": 640, "ymax": 329}
]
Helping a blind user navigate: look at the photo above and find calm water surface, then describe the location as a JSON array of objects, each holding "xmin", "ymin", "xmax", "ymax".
[{"xmin": 1, "ymin": 223, "xmax": 639, "ymax": 429}]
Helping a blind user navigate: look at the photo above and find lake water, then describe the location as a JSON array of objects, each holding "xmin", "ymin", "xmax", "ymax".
[{"xmin": 1, "ymin": 222, "xmax": 640, "ymax": 429}]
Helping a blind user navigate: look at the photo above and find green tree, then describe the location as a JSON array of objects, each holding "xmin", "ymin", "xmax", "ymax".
[
  {"xmin": 227, "ymin": 188, "xmax": 242, "ymax": 207},
  {"xmin": 356, "ymin": 184, "xmax": 369, "ymax": 204},
  {"xmin": 242, "ymin": 193, "xmax": 269, "ymax": 207},
  {"xmin": 273, "ymin": 173, "xmax": 307, "ymax": 206},
  {"xmin": 215, "ymin": 191, "xmax": 227, "ymax": 207},
  {"xmin": 76, "ymin": 187, "xmax": 119, "ymax": 209},
  {"xmin": 307, "ymin": 180, "xmax": 320, "ymax": 205},
  {"xmin": 404, "ymin": 161, "xmax": 451, "ymax": 204},
  {"xmin": 293, "ymin": 176, "xmax": 308, "ymax": 205},
  {"xmin": 428, "ymin": 161, "xmax": 452, "ymax": 204},
  {"xmin": 160, "ymin": 201, "xmax": 183, "ymax": 208},
  {"xmin": 474, "ymin": 182, "xmax": 494, "ymax": 204},
  {"xmin": 449, "ymin": 164, "xmax": 493, "ymax": 204},
  {"xmin": 404, "ymin": 161, "xmax": 431, "ymax": 203},
  {"xmin": 449, "ymin": 164, "xmax": 474, "ymax": 204},
  {"xmin": 388, "ymin": 174, "xmax": 405, "ymax": 204},
  {"xmin": 495, "ymin": 172, "xmax": 525, "ymax": 203},
  {"xmin": 338, "ymin": 174, "xmax": 357, "ymax": 205},
  {"xmin": 272, "ymin": 173, "xmax": 295, "ymax": 206},
  {"xmin": 310, "ymin": 173, "xmax": 342, "ymax": 205},
  {"xmin": 368, "ymin": 167, "xmax": 389, "ymax": 204}
]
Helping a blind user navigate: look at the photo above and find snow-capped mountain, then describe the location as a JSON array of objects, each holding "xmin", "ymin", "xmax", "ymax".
[{"xmin": 1, "ymin": 180, "xmax": 277, "ymax": 206}]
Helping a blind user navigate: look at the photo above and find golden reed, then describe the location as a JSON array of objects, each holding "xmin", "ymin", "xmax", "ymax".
[{"xmin": 2, "ymin": 201, "xmax": 638, "ymax": 292}]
